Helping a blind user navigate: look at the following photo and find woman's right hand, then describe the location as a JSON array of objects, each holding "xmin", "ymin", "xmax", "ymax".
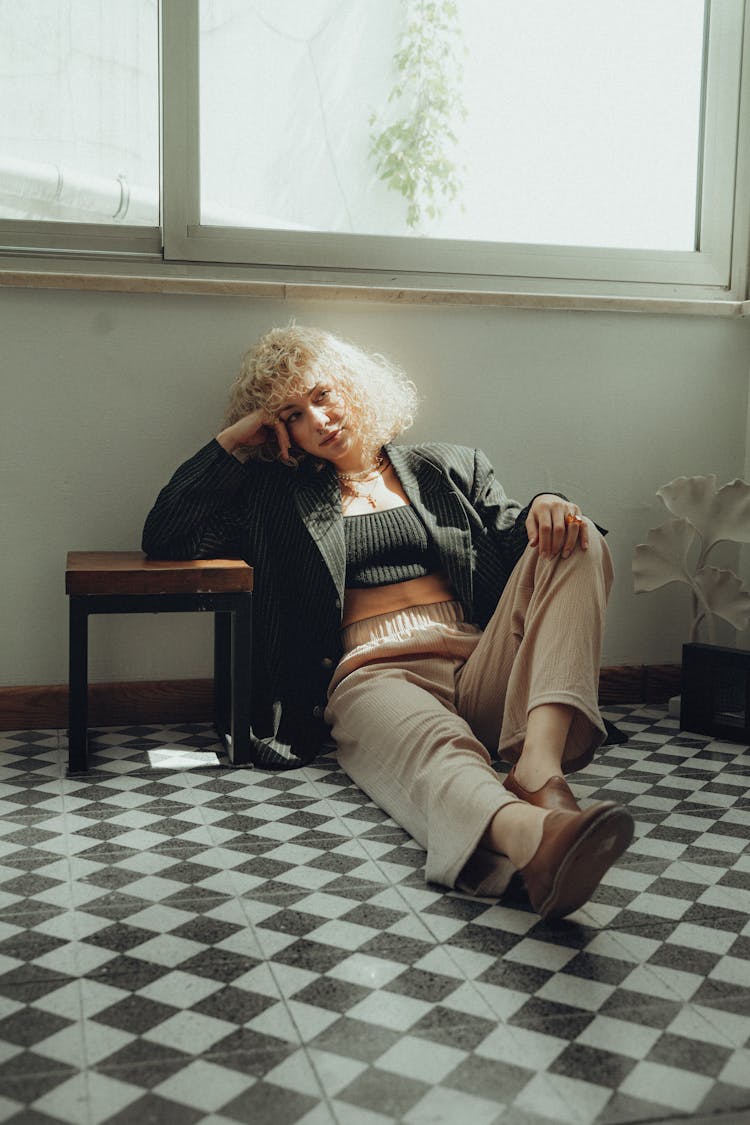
[{"xmin": 217, "ymin": 409, "xmax": 291, "ymax": 461}]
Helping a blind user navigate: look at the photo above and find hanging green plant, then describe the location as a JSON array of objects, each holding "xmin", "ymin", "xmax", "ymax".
[{"xmin": 369, "ymin": 0, "xmax": 466, "ymax": 232}]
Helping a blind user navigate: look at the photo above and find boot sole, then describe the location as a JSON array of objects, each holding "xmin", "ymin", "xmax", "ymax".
[{"xmin": 537, "ymin": 806, "xmax": 635, "ymax": 919}]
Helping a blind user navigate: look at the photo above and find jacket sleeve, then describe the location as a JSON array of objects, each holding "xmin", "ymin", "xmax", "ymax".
[
  {"xmin": 141, "ymin": 440, "xmax": 251, "ymax": 559},
  {"xmin": 469, "ymin": 449, "xmax": 569, "ymax": 570}
]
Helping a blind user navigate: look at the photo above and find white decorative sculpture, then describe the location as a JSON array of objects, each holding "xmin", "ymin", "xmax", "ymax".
[{"xmin": 633, "ymin": 476, "xmax": 750, "ymax": 644}]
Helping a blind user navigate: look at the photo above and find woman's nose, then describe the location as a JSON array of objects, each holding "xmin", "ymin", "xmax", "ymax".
[{"xmin": 312, "ymin": 405, "xmax": 330, "ymax": 429}]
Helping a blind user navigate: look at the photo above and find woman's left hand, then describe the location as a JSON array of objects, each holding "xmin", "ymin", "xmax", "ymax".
[{"xmin": 526, "ymin": 494, "xmax": 589, "ymax": 559}]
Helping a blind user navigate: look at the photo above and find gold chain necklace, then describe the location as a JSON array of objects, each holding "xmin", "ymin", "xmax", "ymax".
[{"xmin": 338, "ymin": 452, "xmax": 388, "ymax": 510}]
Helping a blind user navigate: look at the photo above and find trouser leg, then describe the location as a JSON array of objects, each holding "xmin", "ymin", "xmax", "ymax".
[
  {"xmin": 457, "ymin": 521, "xmax": 614, "ymax": 772},
  {"xmin": 325, "ymin": 656, "xmax": 517, "ymax": 895}
]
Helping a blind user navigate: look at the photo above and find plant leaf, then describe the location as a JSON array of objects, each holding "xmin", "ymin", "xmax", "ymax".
[
  {"xmin": 632, "ymin": 519, "xmax": 696, "ymax": 593},
  {"xmin": 657, "ymin": 476, "xmax": 750, "ymax": 546},
  {"xmin": 693, "ymin": 567, "xmax": 750, "ymax": 630}
]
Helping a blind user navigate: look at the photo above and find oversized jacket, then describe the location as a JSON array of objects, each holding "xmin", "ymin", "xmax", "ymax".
[{"xmin": 142, "ymin": 439, "xmax": 540, "ymax": 769}]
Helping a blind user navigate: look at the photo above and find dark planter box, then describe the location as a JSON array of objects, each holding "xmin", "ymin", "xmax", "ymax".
[{"xmin": 680, "ymin": 642, "xmax": 750, "ymax": 742}]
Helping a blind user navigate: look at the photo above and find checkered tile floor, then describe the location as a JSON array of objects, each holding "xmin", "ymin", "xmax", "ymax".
[{"xmin": 1, "ymin": 706, "xmax": 750, "ymax": 1124}]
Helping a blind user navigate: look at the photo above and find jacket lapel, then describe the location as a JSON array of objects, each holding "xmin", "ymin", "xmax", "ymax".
[
  {"xmin": 386, "ymin": 445, "xmax": 474, "ymax": 610},
  {"xmin": 293, "ymin": 464, "xmax": 346, "ymax": 613}
]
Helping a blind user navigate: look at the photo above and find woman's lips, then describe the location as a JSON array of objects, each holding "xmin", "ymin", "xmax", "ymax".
[{"xmin": 320, "ymin": 429, "xmax": 341, "ymax": 446}]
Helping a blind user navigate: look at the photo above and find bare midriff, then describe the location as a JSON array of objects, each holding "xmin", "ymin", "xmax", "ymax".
[{"xmin": 341, "ymin": 572, "xmax": 457, "ymax": 629}]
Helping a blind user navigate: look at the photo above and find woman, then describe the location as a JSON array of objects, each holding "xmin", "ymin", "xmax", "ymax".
[{"xmin": 143, "ymin": 324, "xmax": 633, "ymax": 920}]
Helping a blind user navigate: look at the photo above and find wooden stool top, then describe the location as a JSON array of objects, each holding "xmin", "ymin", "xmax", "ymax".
[{"xmin": 66, "ymin": 551, "xmax": 253, "ymax": 596}]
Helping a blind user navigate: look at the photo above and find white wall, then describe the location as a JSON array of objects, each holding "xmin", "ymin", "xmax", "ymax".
[
  {"xmin": 2, "ymin": 284, "xmax": 748, "ymax": 688},
  {"xmin": 740, "ymin": 352, "xmax": 750, "ymax": 648}
]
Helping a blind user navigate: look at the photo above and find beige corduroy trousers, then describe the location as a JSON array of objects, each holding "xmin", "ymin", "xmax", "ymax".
[{"xmin": 324, "ymin": 524, "xmax": 614, "ymax": 896}]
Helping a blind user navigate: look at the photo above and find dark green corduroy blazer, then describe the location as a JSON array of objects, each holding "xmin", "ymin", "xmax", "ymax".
[{"xmin": 142, "ymin": 440, "xmax": 536, "ymax": 768}]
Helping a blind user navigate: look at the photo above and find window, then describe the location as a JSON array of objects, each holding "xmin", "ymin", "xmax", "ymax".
[
  {"xmin": 0, "ymin": 0, "xmax": 160, "ymax": 253},
  {"xmin": 2, "ymin": 0, "xmax": 749, "ymax": 298},
  {"xmin": 198, "ymin": 0, "xmax": 703, "ymax": 251}
]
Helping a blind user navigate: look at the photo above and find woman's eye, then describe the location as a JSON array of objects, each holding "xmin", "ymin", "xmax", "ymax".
[
  {"xmin": 285, "ymin": 412, "xmax": 300, "ymax": 424},
  {"xmin": 317, "ymin": 389, "xmax": 329, "ymax": 401}
]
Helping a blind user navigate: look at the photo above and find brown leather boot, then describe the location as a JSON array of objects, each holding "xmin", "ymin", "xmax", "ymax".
[
  {"xmin": 503, "ymin": 764, "xmax": 581, "ymax": 812},
  {"xmin": 521, "ymin": 803, "xmax": 634, "ymax": 919}
]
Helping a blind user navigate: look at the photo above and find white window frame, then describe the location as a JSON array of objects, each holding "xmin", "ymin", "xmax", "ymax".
[
  {"xmin": 1, "ymin": 0, "xmax": 749, "ymax": 302},
  {"xmin": 0, "ymin": 219, "xmax": 161, "ymax": 259}
]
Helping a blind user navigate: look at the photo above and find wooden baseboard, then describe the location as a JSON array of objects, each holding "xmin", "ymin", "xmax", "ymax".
[
  {"xmin": 0, "ymin": 680, "xmax": 214, "ymax": 731},
  {"xmin": 0, "ymin": 665, "xmax": 682, "ymax": 731},
  {"xmin": 598, "ymin": 664, "xmax": 681, "ymax": 705}
]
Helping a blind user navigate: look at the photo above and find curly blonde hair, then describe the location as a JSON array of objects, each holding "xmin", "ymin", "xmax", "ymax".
[{"xmin": 224, "ymin": 324, "xmax": 418, "ymax": 466}]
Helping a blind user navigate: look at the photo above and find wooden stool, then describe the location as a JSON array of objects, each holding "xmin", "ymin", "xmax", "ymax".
[{"xmin": 65, "ymin": 551, "xmax": 254, "ymax": 773}]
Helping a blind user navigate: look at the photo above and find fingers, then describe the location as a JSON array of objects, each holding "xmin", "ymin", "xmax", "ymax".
[
  {"xmin": 525, "ymin": 511, "xmax": 539, "ymax": 548},
  {"xmin": 273, "ymin": 419, "xmax": 291, "ymax": 462},
  {"xmin": 529, "ymin": 497, "xmax": 588, "ymax": 558},
  {"xmin": 561, "ymin": 511, "xmax": 583, "ymax": 558},
  {"xmin": 539, "ymin": 505, "xmax": 567, "ymax": 558}
]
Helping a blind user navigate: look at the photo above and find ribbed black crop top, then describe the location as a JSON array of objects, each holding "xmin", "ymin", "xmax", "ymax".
[{"xmin": 344, "ymin": 504, "xmax": 435, "ymax": 588}]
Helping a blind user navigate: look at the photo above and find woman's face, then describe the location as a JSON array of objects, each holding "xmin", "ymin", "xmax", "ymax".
[{"xmin": 276, "ymin": 374, "xmax": 356, "ymax": 465}]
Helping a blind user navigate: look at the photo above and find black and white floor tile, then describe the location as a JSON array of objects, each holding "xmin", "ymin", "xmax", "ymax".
[{"xmin": 1, "ymin": 706, "xmax": 749, "ymax": 1124}]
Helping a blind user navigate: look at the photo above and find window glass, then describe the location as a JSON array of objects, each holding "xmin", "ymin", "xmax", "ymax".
[
  {"xmin": 0, "ymin": 0, "xmax": 159, "ymax": 225},
  {"xmin": 199, "ymin": 0, "xmax": 705, "ymax": 250}
]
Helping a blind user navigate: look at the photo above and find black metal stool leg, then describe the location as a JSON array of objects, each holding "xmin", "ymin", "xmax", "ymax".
[
  {"xmin": 229, "ymin": 603, "xmax": 253, "ymax": 764},
  {"xmin": 213, "ymin": 611, "xmax": 231, "ymax": 746},
  {"xmin": 68, "ymin": 598, "xmax": 89, "ymax": 773}
]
